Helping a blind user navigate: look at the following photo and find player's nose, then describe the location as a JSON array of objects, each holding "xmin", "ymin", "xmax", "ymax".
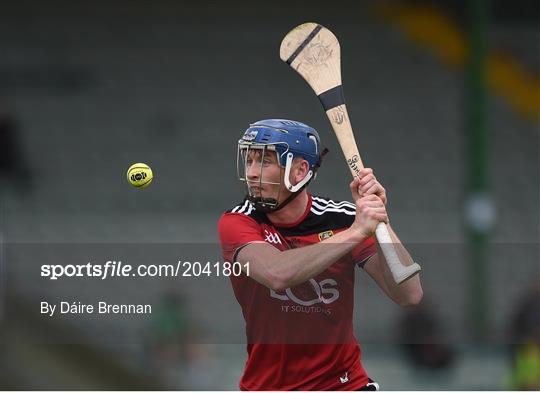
[{"xmin": 246, "ymin": 162, "xmax": 261, "ymax": 180}]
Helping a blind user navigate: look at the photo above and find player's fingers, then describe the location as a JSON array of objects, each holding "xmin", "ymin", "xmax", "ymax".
[
  {"xmin": 350, "ymin": 178, "xmax": 360, "ymax": 189},
  {"xmin": 357, "ymin": 199, "xmax": 382, "ymax": 211},
  {"xmin": 360, "ymin": 205, "xmax": 387, "ymax": 219},
  {"xmin": 358, "ymin": 179, "xmax": 376, "ymax": 194},
  {"xmin": 349, "ymin": 178, "xmax": 361, "ymax": 200},
  {"xmin": 363, "ymin": 182, "xmax": 385, "ymax": 198},
  {"xmin": 365, "ymin": 207, "xmax": 388, "ymax": 222},
  {"xmin": 358, "ymin": 194, "xmax": 381, "ymax": 203},
  {"xmin": 356, "ymin": 169, "xmax": 373, "ymax": 184},
  {"xmin": 360, "ymin": 205, "xmax": 386, "ymax": 213},
  {"xmin": 358, "ymin": 173, "xmax": 375, "ymax": 186},
  {"xmin": 363, "ymin": 209, "xmax": 387, "ymax": 221},
  {"xmin": 357, "ymin": 199, "xmax": 385, "ymax": 212},
  {"xmin": 373, "ymin": 212, "xmax": 389, "ymax": 224},
  {"xmin": 358, "ymin": 168, "xmax": 373, "ymax": 178},
  {"xmin": 361, "ymin": 202, "xmax": 386, "ymax": 210}
]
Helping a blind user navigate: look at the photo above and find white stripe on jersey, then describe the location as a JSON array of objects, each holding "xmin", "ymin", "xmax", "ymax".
[
  {"xmin": 311, "ymin": 206, "xmax": 356, "ymax": 216},
  {"xmin": 311, "ymin": 200, "xmax": 352, "ymax": 212},
  {"xmin": 231, "ymin": 200, "xmax": 248, "ymax": 213},
  {"xmin": 232, "ymin": 200, "xmax": 254, "ymax": 215},
  {"xmin": 311, "ymin": 198, "xmax": 356, "ymax": 216},
  {"xmin": 311, "ymin": 200, "xmax": 356, "ymax": 213},
  {"xmin": 312, "ymin": 196, "xmax": 356, "ymax": 210}
]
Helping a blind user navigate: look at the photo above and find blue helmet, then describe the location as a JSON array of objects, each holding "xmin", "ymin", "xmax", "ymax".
[
  {"xmin": 239, "ymin": 119, "xmax": 322, "ymax": 171},
  {"xmin": 237, "ymin": 119, "xmax": 324, "ymax": 212}
]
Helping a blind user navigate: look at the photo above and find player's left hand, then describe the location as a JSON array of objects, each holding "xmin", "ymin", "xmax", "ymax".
[{"xmin": 349, "ymin": 168, "xmax": 387, "ymax": 205}]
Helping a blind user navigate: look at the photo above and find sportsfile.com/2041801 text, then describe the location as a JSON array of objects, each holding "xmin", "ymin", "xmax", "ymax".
[{"xmin": 40, "ymin": 261, "xmax": 249, "ymax": 280}]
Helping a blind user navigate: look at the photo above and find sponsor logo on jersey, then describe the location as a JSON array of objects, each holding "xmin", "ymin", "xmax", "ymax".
[
  {"xmin": 340, "ymin": 371, "xmax": 349, "ymax": 384},
  {"xmin": 270, "ymin": 278, "xmax": 339, "ymax": 306},
  {"xmin": 318, "ymin": 230, "xmax": 334, "ymax": 241}
]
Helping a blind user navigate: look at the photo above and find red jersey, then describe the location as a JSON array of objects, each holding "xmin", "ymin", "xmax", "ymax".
[{"xmin": 217, "ymin": 194, "xmax": 377, "ymax": 391}]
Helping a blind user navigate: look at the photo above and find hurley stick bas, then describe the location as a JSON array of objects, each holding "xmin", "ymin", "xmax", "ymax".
[{"xmin": 280, "ymin": 22, "xmax": 421, "ymax": 284}]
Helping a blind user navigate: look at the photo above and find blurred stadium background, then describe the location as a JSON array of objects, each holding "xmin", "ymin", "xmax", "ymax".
[{"xmin": 0, "ymin": 0, "xmax": 538, "ymax": 390}]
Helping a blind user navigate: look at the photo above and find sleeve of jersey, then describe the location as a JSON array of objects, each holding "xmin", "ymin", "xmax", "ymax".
[
  {"xmin": 217, "ymin": 213, "xmax": 265, "ymax": 262},
  {"xmin": 351, "ymin": 235, "xmax": 378, "ymax": 268}
]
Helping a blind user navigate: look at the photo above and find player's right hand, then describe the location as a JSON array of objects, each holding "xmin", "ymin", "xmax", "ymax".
[
  {"xmin": 350, "ymin": 194, "xmax": 388, "ymax": 239},
  {"xmin": 349, "ymin": 169, "xmax": 387, "ymax": 205}
]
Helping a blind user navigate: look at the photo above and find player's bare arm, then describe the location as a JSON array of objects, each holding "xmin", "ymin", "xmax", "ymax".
[
  {"xmin": 364, "ymin": 228, "xmax": 423, "ymax": 307},
  {"xmin": 352, "ymin": 168, "xmax": 423, "ymax": 307}
]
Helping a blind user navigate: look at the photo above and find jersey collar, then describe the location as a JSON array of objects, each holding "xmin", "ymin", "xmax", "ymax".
[{"xmin": 270, "ymin": 193, "xmax": 312, "ymax": 228}]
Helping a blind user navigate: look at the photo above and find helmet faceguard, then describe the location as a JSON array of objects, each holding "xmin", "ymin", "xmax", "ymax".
[
  {"xmin": 237, "ymin": 144, "xmax": 283, "ymax": 212},
  {"xmin": 237, "ymin": 119, "xmax": 323, "ymax": 213}
]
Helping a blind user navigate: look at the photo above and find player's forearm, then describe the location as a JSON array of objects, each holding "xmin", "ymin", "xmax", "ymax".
[
  {"xmin": 269, "ymin": 229, "xmax": 362, "ymax": 291},
  {"xmin": 377, "ymin": 225, "xmax": 423, "ymax": 306}
]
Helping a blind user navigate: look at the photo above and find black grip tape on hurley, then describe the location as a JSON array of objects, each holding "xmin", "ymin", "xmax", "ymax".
[{"xmin": 317, "ymin": 85, "xmax": 345, "ymax": 111}]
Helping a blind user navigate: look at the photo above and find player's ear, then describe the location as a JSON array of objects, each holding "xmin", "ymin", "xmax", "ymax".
[{"xmin": 296, "ymin": 159, "xmax": 309, "ymax": 180}]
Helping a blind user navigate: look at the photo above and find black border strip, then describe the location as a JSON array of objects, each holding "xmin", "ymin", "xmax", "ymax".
[{"xmin": 286, "ymin": 24, "xmax": 323, "ymax": 65}]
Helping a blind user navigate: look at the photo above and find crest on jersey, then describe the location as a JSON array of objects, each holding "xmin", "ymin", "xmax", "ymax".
[{"xmin": 318, "ymin": 230, "xmax": 334, "ymax": 241}]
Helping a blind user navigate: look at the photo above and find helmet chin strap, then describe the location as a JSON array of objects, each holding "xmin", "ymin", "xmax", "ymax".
[
  {"xmin": 269, "ymin": 184, "xmax": 307, "ymax": 212},
  {"xmin": 283, "ymin": 152, "xmax": 313, "ymax": 192},
  {"xmin": 250, "ymin": 152, "xmax": 312, "ymax": 213},
  {"xmin": 249, "ymin": 185, "xmax": 307, "ymax": 214}
]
